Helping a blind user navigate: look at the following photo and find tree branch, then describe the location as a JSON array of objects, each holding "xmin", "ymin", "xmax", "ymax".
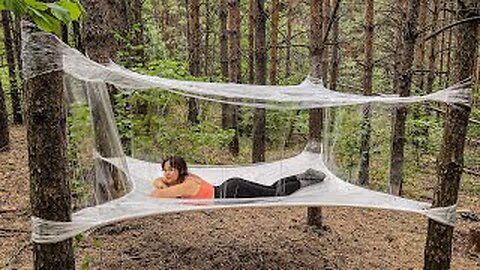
[{"xmin": 424, "ymin": 16, "xmax": 480, "ymax": 41}]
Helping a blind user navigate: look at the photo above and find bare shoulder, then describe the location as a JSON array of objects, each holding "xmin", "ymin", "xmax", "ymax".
[{"xmin": 185, "ymin": 174, "xmax": 204, "ymax": 183}]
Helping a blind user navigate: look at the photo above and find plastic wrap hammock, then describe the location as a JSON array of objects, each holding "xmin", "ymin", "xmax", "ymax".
[{"xmin": 23, "ymin": 27, "xmax": 469, "ymax": 244}]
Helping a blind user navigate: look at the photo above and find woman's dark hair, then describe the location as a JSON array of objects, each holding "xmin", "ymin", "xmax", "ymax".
[{"xmin": 162, "ymin": 156, "xmax": 188, "ymax": 183}]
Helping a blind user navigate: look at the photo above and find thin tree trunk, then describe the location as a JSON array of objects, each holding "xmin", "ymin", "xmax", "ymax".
[
  {"xmin": 392, "ymin": 0, "xmax": 407, "ymax": 92},
  {"xmin": 61, "ymin": 24, "xmax": 69, "ymax": 44},
  {"xmin": 389, "ymin": 0, "xmax": 420, "ymax": 196},
  {"xmin": 23, "ymin": 21, "xmax": 75, "ymax": 269},
  {"xmin": 269, "ymin": 0, "xmax": 279, "ymax": 85},
  {"xmin": 248, "ymin": 0, "xmax": 255, "ymax": 84},
  {"xmin": 220, "ymin": 0, "xmax": 230, "ymax": 133},
  {"xmin": 0, "ymin": 79, "xmax": 9, "ymax": 152},
  {"xmin": 329, "ymin": 0, "xmax": 339, "ymax": 91},
  {"xmin": 72, "ymin": 21, "xmax": 85, "ymax": 54},
  {"xmin": 438, "ymin": 2, "xmax": 447, "ymax": 86},
  {"xmin": 444, "ymin": 1, "xmax": 454, "ymax": 86},
  {"xmin": 285, "ymin": 0, "xmax": 295, "ymax": 79},
  {"xmin": 252, "ymin": 0, "xmax": 267, "ymax": 163},
  {"xmin": 414, "ymin": 0, "xmax": 427, "ymax": 94},
  {"xmin": 2, "ymin": 11, "xmax": 22, "ymax": 125},
  {"xmin": 321, "ymin": 0, "xmax": 330, "ymax": 84},
  {"xmin": 204, "ymin": 0, "xmax": 211, "ymax": 78},
  {"xmin": 426, "ymin": 0, "xmax": 439, "ymax": 95},
  {"xmin": 358, "ymin": 0, "xmax": 374, "ymax": 186},
  {"xmin": 307, "ymin": 0, "xmax": 324, "ymax": 228},
  {"xmin": 13, "ymin": 16, "xmax": 23, "ymax": 82},
  {"xmin": 188, "ymin": 0, "xmax": 201, "ymax": 125},
  {"xmin": 424, "ymin": 1, "xmax": 478, "ymax": 268},
  {"xmin": 130, "ymin": 0, "xmax": 145, "ymax": 66},
  {"xmin": 226, "ymin": 0, "xmax": 241, "ymax": 155}
]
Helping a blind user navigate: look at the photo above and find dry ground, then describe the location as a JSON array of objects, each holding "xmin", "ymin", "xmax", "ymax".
[{"xmin": 1, "ymin": 127, "xmax": 479, "ymax": 269}]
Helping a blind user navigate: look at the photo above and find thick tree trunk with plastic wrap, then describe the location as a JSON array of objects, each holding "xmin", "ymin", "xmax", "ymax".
[
  {"xmin": 252, "ymin": 0, "xmax": 267, "ymax": 163},
  {"xmin": 424, "ymin": 0, "xmax": 477, "ymax": 268},
  {"xmin": 83, "ymin": 0, "xmax": 130, "ymax": 202},
  {"xmin": 388, "ymin": 0, "xmax": 420, "ymax": 196},
  {"xmin": 0, "ymin": 80, "xmax": 9, "ymax": 152},
  {"xmin": 307, "ymin": 0, "xmax": 324, "ymax": 228},
  {"xmin": 24, "ymin": 22, "xmax": 75, "ymax": 269},
  {"xmin": 2, "ymin": 11, "xmax": 23, "ymax": 125}
]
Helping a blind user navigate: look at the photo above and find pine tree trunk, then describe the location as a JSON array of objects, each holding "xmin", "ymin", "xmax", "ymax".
[
  {"xmin": 130, "ymin": 0, "xmax": 145, "ymax": 66},
  {"xmin": 83, "ymin": 0, "xmax": 130, "ymax": 203},
  {"xmin": 2, "ymin": 11, "xmax": 23, "ymax": 125},
  {"xmin": 61, "ymin": 24, "xmax": 69, "ymax": 44},
  {"xmin": 252, "ymin": 0, "xmax": 267, "ymax": 163},
  {"xmin": 0, "ymin": 80, "xmax": 9, "ymax": 152},
  {"xmin": 269, "ymin": 0, "xmax": 279, "ymax": 85},
  {"xmin": 220, "ymin": 0, "xmax": 230, "ymax": 133},
  {"xmin": 424, "ymin": 1, "xmax": 478, "ymax": 268},
  {"xmin": 414, "ymin": 0, "xmax": 427, "ymax": 94},
  {"xmin": 285, "ymin": 0, "xmax": 294, "ymax": 78},
  {"xmin": 444, "ymin": 1, "xmax": 454, "ymax": 86},
  {"xmin": 307, "ymin": 0, "xmax": 324, "ymax": 228},
  {"xmin": 438, "ymin": 2, "xmax": 447, "ymax": 86},
  {"xmin": 321, "ymin": 0, "xmax": 330, "ymax": 84},
  {"xmin": 358, "ymin": 0, "xmax": 374, "ymax": 186},
  {"xmin": 248, "ymin": 0, "xmax": 255, "ymax": 84},
  {"xmin": 72, "ymin": 21, "xmax": 85, "ymax": 53},
  {"xmin": 23, "ymin": 21, "xmax": 75, "ymax": 269},
  {"xmin": 425, "ymin": 0, "xmax": 439, "ymax": 95},
  {"xmin": 226, "ymin": 0, "xmax": 241, "ymax": 155},
  {"xmin": 204, "ymin": 0, "xmax": 211, "ymax": 78},
  {"xmin": 188, "ymin": 0, "xmax": 201, "ymax": 125},
  {"xmin": 329, "ymin": 0, "xmax": 339, "ymax": 91},
  {"xmin": 388, "ymin": 0, "xmax": 420, "ymax": 196},
  {"xmin": 13, "ymin": 15, "xmax": 23, "ymax": 82},
  {"xmin": 392, "ymin": 0, "xmax": 407, "ymax": 92}
]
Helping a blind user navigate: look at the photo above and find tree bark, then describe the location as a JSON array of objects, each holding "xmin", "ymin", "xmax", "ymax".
[
  {"xmin": 13, "ymin": 15, "xmax": 23, "ymax": 82},
  {"xmin": 61, "ymin": 24, "xmax": 69, "ymax": 44},
  {"xmin": 388, "ymin": 0, "xmax": 420, "ymax": 196},
  {"xmin": 226, "ymin": 0, "xmax": 241, "ymax": 155},
  {"xmin": 188, "ymin": 0, "xmax": 201, "ymax": 125},
  {"xmin": 2, "ymin": 11, "xmax": 23, "ymax": 125},
  {"xmin": 83, "ymin": 0, "xmax": 130, "ymax": 203},
  {"xmin": 426, "ymin": 0, "xmax": 439, "ymax": 95},
  {"xmin": 424, "ymin": 1, "xmax": 478, "ymax": 268},
  {"xmin": 392, "ymin": 0, "xmax": 407, "ymax": 92},
  {"xmin": 129, "ymin": 0, "xmax": 145, "ymax": 66},
  {"xmin": 307, "ymin": 0, "xmax": 324, "ymax": 228},
  {"xmin": 285, "ymin": 0, "xmax": 294, "ymax": 78},
  {"xmin": 358, "ymin": 0, "xmax": 374, "ymax": 187},
  {"xmin": 252, "ymin": 0, "xmax": 267, "ymax": 163},
  {"xmin": 438, "ymin": 2, "xmax": 447, "ymax": 86},
  {"xmin": 329, "ymin": 0, "xmax": 339, "ymax": 91},
  {"xmin": 0, "ymin": 79, "xmax": 9, "ymax": 152},
  {"xmin": 321, "ymin": 0, "xmax": 330, "ymax": 84},
  {"xmin": 219, "ymin": 0, "xmax": 229, "ymax": 82},
  {"xmin": 72, "ymin": 21, "xmax": 85, "ymax": 54},
  {"xmin": 203, "ymin": 0, "xmax": 211, "ymax": 78},
  {"xmin": 23, "ymin": 21, "xmax": 75, "ymax": 269},
  {"xmin": 248, "ymin": 0, "xmax": 255, "ymax": 84},
  {"xmin": 269, "ymin": 0, "xmax": 279, "ymax": 85}
]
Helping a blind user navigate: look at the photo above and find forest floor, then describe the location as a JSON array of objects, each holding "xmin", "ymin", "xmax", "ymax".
[{"xmin": 1, "ymin": 126, "xmax": 479, "ymax": 269}]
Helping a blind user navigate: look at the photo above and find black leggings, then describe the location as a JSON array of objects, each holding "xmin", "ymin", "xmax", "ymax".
[{"xmin": 213, "ymin": 176, "xmax": 300, "ymax": 198}]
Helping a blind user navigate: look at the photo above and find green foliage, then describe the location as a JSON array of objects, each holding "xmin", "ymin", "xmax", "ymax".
[{"xmin": 0, "ymin": 0, "xmax": 84, "ymax": 33}]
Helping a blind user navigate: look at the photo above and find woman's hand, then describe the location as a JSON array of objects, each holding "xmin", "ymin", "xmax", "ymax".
[{"xmin": 153, "ymin": 177, "xmax": 167, "ymax": 189}]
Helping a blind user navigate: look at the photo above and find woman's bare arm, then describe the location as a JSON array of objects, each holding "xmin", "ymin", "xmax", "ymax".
[
  {"xmin": 150, "ymin": 177, "xmax": 200, "ymax": 198},
  {"xmin": 153, "ymin": 177, "xmax": 167, "ymax": 189}
]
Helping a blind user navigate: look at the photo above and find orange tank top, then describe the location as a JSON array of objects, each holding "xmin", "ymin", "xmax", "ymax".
[{"xmin": 185, "ymin": 178, "xmax": 214, "ymax": 200}]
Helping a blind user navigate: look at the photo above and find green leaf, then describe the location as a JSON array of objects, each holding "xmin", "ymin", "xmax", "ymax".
[
  {"xmin": 46, "ymin": 3, "xmax": 71, "ymax": 24},
  {"xmin": 57, "ymin": 0, "xmax": 82, "ymax": 21},
  {"xmin": 24, "ymin": 0, "xmax": 48, "ymax": 11},
  {"xmin": 5, "ymin": 0, "xmax": 27, "ymax": 15},
  {"xmin": 27, "ymin": 7, "xmax": 61, "ymax": 33}
]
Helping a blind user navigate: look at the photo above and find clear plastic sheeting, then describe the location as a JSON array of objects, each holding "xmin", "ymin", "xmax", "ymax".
[
  {"xmin": 22, "ymin": 28, "xmax": 466, "ymax": 244},
  {"xmin": 32, "ymin": 150, "xmax": 456, "ymax": 244}
]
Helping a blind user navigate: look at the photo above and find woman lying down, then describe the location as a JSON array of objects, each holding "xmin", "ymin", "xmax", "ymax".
[{"xmin": 150, "ymin": 156, "xmax": 326, "ymax": 199}]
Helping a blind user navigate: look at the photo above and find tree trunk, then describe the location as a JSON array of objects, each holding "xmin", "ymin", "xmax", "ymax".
[
  {"xmin": 285, "ymin": 0, "xmax": 294, "ymax": 78},
  {"xmin": 130, "ymin": 0, "xmax": 145, "ymax": 66},
  {"xmin": 226, "ymin": 0, "xmax": 241, "ymax": 155},
  {"xmin": 252, "ymin": 0, "xmax": 267, "ymax": 163},
  {"xmin": 13, "ymin": 15, "xmax": 23, "ymax": 82},
  {"xmin": 425, "ymin": 0, "xmax": 439, "ymax": 95},
  {"xmin": 444, "ymin": 1, "xmax": 454, "ymax": 86},
  {"xmin": 0, "ymin": 79, "xmax": 9, "ymax": 152},
  {"xmin": 358, "ymin": 0, "xmax": 374, "ymax": 186},
  {"xmin": 438, "ymin": 2, "xmax": 447, "ymax": 86},
  {"xmin": 83, "ymin": 0, "xmax": 130, "ymax": 203},
  {"xmin": 188, "ymin": 0, "xmax": 201, "ymax": 125},
  {"xmin": 392, "ymin": 0, "xmax": 407, "ymax": 92},
  {"xmin": 329, "ymin": 0, "xmax": 339, "ymax": 91},
  {"xmin": 414, "ymin": 0, "xmax": 427, "ymax": 94},
  {"xmin": 307, "ymin": 0, "xmax": 324, "ymax": 228},
  {"xmin": 23, "ymin": 21, "xmax": 75, "ymax": 269},
  {"xmin": 321, "ymin": 0, "xmax": 330, "ymax": 83},
  {"xmin": 388, "ymin": 0, "xmax": 420, "ymax": 196},
  {"xmin": 61, "ymin": 24, "xmax": 69, "ymax": 44},
  {"xmin": 204, "ymin": 0, "xmax": 211, "ymax": 78},
  {"xmin": 72, "ymin": 21, "xmax": 85, "ymax": 53},
  {"xmin": 424, "ymin": 1, "xmax": 478, "ymax": 268},
  {"xmin": 269, "ymin": 0, "xmax": 279, "ymax": 85},
  {"xmin": 2, "ymin": 11, "xmax": 23, "ymax": 125},
  {"xmin": 219, "ymin": 0, "xmax": 229, "ymax": 82},
  {"xmin": 248, "ymin": 0, "xmax": 255, "ymax": 84}
]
